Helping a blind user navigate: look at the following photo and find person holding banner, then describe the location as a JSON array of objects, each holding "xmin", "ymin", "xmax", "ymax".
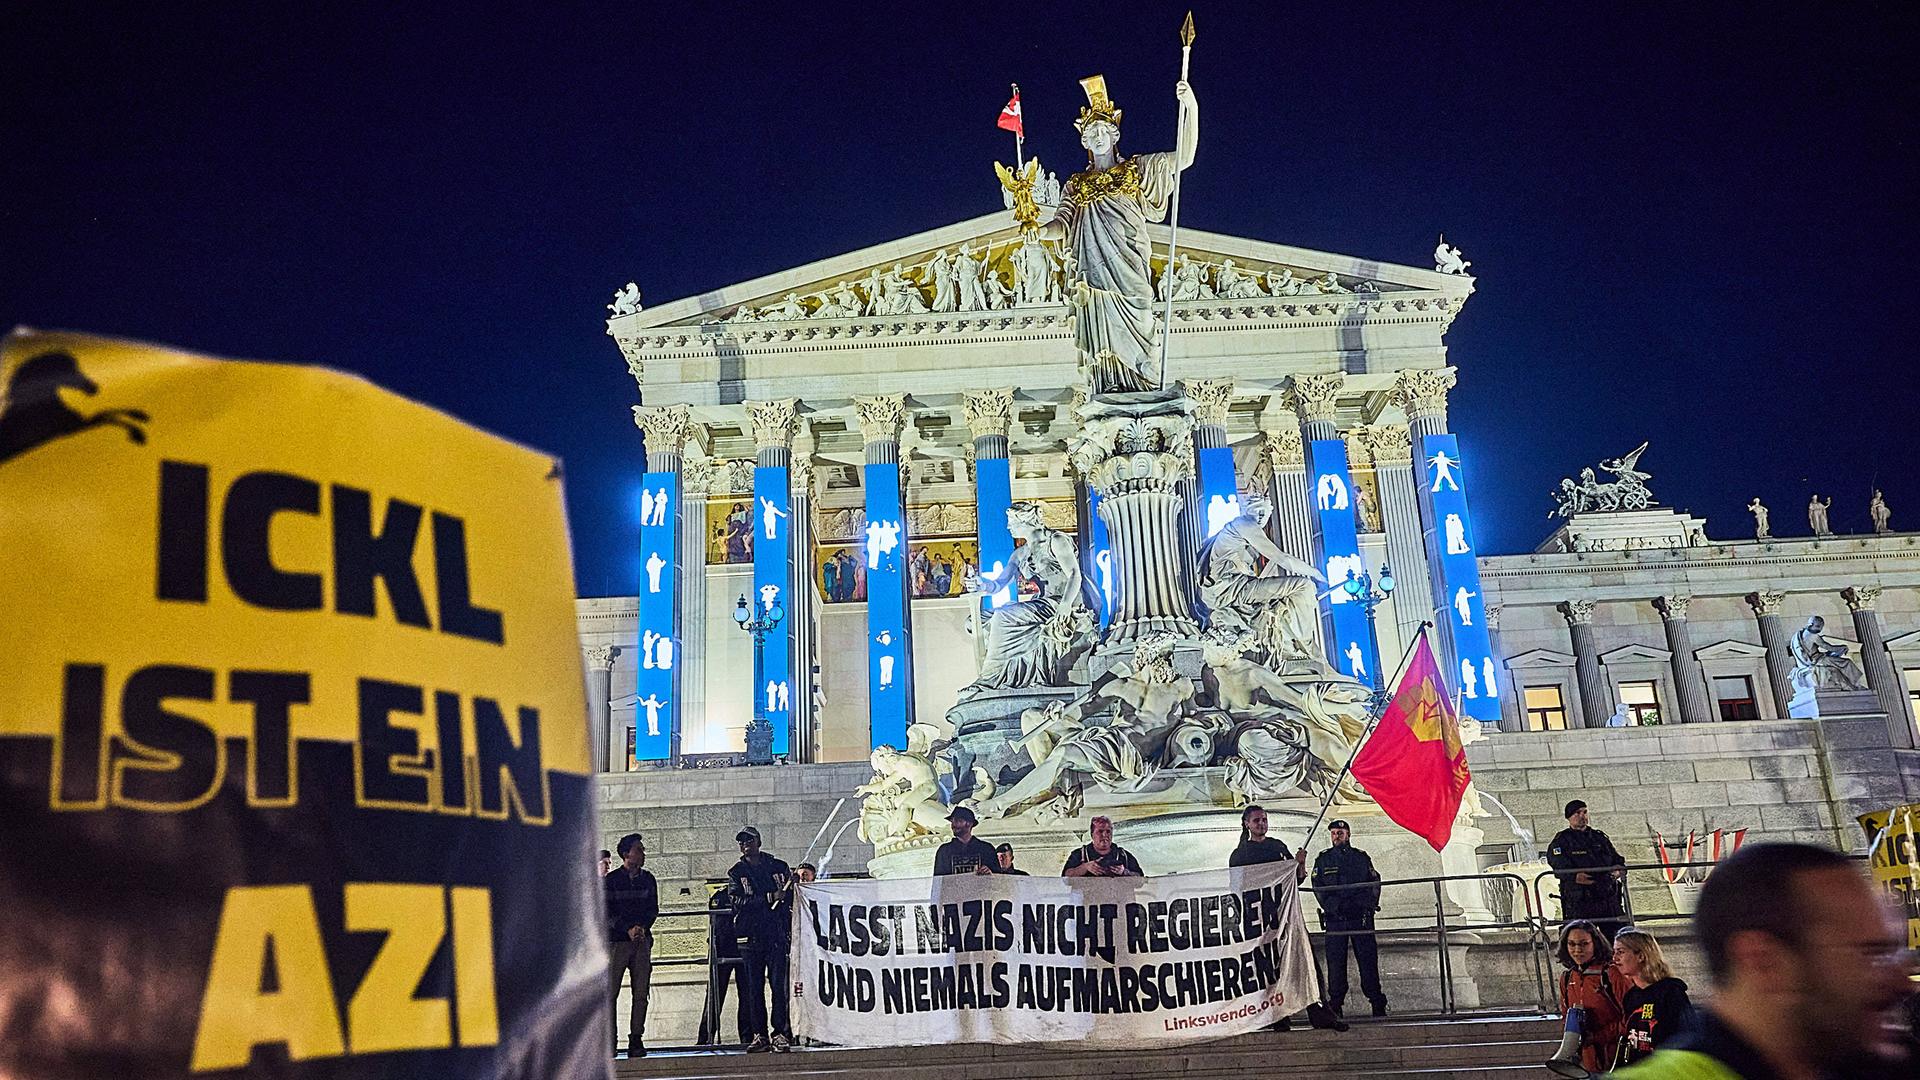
[
  {"xmin": 607, "ymin": 832, "xmax": 659, "ymax": 1058},
  {"xmin": 1063, "ymin": 815, "xmax": 1143, "ymax": 877},
  {"xmin": 728, "ymin": 826, "xmax": 796, "ymax": 1053},
  {"xmin": 933, "ymin": 805, "xmax": 1001, "ymax": 875},
  {"xmin": 1229, "ymin": 805, "xmax": 1347, "ymax": 1032}
]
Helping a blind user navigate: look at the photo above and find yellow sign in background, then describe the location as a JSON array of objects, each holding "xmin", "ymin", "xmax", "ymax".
[{"xmin": 1857, "ymin": 802, "xmax": 1920, "ymax": 950}]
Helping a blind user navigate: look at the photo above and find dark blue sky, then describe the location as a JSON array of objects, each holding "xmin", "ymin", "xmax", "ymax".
[{"xmin": 6, "ymin": 3, "xmax": 1915, "ymax": 597}]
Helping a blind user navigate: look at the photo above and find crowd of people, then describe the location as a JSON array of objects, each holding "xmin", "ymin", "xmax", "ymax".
[{"xmin": 605, "ymin": 799, "xmax": 1916, "ymax": 1073}]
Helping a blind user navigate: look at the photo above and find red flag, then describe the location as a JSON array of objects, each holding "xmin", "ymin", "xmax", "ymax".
[
  {"xmin": 1350, "ymin": 630, "xmax": 1471, "ymax": 851},
  {"xmin": 997, "ymin": 90, "xmax": 1023, "ymax": 138}
]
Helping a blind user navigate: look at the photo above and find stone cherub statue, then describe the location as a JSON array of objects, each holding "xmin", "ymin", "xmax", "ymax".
[
  {"xmin": 1033, "ymin": 73, "xmax": 1198, "ymax": 394},
  {"xmin": 854, "ymin": 745, "xmax": 949, "ymax": 846},
  {"xmin": 1196, "ymin": 493, "xmax": 1322, "ymax": 664},
  {"xmin": 1789, "ymin": 616, "xmax": 1866, "ymax": 692},
  {"xmin": 957, "ymin": 501, "xmax": 1098, "ymax": 698},
  {"xmin": 1747, "ymin": 497, "xmax": 1770, "ymax": 539}
]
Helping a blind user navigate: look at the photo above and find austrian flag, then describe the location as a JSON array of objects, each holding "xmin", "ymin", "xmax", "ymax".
[{"xmin": 997, "ymin": 89, "xmax": 1023, "ymax": 138}]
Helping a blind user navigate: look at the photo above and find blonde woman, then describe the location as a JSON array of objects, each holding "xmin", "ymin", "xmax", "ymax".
[{"xmin": 1613, "ymin": 927, "xmax": 1697, "ymax": 1067}]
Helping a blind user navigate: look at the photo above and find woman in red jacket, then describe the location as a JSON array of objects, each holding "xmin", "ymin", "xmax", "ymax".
[{"xmin": 1549, "ymin": 919, "xmax": 1633, "ymax": 1075}]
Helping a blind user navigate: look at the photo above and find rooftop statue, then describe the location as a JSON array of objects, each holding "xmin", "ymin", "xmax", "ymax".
[
  {"xmin": 607, "ymin": 281, "xmax": 643, "ymax": 317},
  {"xmin": 1434, "ymin": 235, "xmax": 1471, "ymax": 275},
  {"xmin": 1035, "ymin": 73, "xmax": 1198, "ymax": 394},
  {"xmin": 1871, "ymin": 489, "xmax": 1892, "ymax": 534},
  {"xmin": 1551, "ymin": 441, "xmax": 1657, "ymax": 517}
]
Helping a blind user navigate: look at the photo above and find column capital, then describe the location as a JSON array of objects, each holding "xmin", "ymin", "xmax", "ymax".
[
  {"xmin": 1745, "ymin": 589, "xmax": 1788, "ymax": 617},
  {"xmin": 1843, "ymin": 585, "xmax": 1882, "ymax": 612},
  {"xmin": 1390, "ymin": 367, "xmax": 1457, "ymax": 422},
  {"xmin": 1484, "ymin": 603, "xmax": 1502, "ymax": 632},
  {"xmin": 1261, "ymin": 426, "xmax": 1305, "ymax": 471},
  {"xmin": 854, "ymin": 393, "xmax": 909, "ymax": 444},
  {"xmin": 1180, "ymin": 378, "xmax": 1236, "ymax": 428},
  {"xmin": 1653, "ymin": 594, "xmax": 1692, "ymax": 621},
  {"xmin": 632, "ymin": 403, "xmax": 693, "ymax": 454},
  {"xmin": 584, "ymin": 644, "xmax": 622, "ymax": 670},
  {"xmin": 747, "ymin": 398, "xmax": 800, "ymax": 451},
  {"xmin": 1558, "ymin": 598, "xmax": 1596, "ymax": 626},
  {"xmin": 1362, "ymin": 422, "xmax": 1413, "ymax": 465},
  {"xmin": 961, "ymin": 387, "xmax": 1017, "ymax": 440},
  {"xmin": 1283, "ymin": 372, "xmax": 1344, "ymax": 426}
]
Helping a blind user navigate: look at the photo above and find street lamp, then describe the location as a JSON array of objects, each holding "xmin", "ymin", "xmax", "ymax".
[
  {"xmin": 1343, "ymin": 565, "xmax": 1395, "ymax": 714},
  {"xmin": 733, "ymin": 594, "xmax": 785, "ymax": 765}
]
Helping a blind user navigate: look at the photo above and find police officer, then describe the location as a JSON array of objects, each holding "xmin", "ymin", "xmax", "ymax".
[
  {"xmin": 1312, "ymin": 820, "xmax": 1387, "ymax": 1018},
  {"xmin": 1546, "ymin": 799, "xmax": 1627, "ymax": 938}
]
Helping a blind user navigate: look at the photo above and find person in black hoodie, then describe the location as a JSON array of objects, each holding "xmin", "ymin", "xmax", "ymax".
[
  {"xmin": 727, "ymin": 826, "xmax": 795, "ymax": 1053},
  {"xmin": 1611, "ymin": 927, "xmax": 1696, "ymax": 1067},
  {"xmin": 1228, "ymin": 805, "xmax": 1345, "ymax": 1033}
]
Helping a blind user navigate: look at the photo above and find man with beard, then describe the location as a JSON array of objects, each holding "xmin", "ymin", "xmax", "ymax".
[{"xmin": 1614, "ymin": 842, "xmax": 1914, "ymax": 1078}]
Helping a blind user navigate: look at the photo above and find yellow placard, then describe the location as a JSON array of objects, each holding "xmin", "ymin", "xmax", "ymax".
[{"xmin": 1857, "ymin": 802, "xmax": 1920, "ymax": 949}]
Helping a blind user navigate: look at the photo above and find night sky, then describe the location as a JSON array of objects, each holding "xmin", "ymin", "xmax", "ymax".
[{"xmin": 6, "ymin": 4, "xmax": 1916, "ymax": 598}]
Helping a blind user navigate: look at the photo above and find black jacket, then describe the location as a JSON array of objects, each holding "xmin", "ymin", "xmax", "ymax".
[
  {"xmin": 1546, "ymin": 826, "xmax": 1625, "ymax": 914},
  {"xmin": 1619, "ymin": 977, "xmax": 1696, "ymax": 1065},
  {"xmin": 727, "ymin": 854, "xmax": 793, "ymax": 944},
  {"xmin": 605, "ymin": 866, "xmax": 659, "ymax": 943},
  {"xmin": 1312, "ymin": 844, "xmax": 1382, "ymax": 922},
  {"xmin": 933, "ymin": 837, "xmax": 1000, "ymax": 876}
]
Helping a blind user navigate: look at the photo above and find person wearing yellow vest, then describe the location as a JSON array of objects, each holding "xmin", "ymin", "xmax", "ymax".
[{"xmin": 1612, "ymin": 843, "xmax": 1913, "ymax": 1079}]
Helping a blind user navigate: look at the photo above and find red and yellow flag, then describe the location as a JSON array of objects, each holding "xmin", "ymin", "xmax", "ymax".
[{"xmin": 1351, "ymin": 629, "xmax": 1472, "ymax": 851}]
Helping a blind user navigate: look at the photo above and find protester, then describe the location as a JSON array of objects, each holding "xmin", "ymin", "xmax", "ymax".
[
  {"xmin": 598, "ymin": 848, "xmax": 613, "ymax": 876},
  {"xmin": 995, "ymin": 842, "xmax": 1029, "ymax": 876},
  {"xmin": 1613, "ymin": 842, "xmax": 1915, "ymax": 1078},
  {"xmin": 1228, "ymin": 805, "xmax": 1343, "ymax": 1032},
  {"xmin": 1611, "ymin": 926, "xmax": 1696, "ymax": 1067},
  {"xmin": 1547, "ymin": 799, "xmax": 1627, "ymax": 937},
  {"xmin": 1546, "ymin": 919, "xmax": 1632, "ymax": 1076},
  {"xmin": 727, "ymin": 826, "xmax": 795, "ymax": 1053},
  {"xmin": 796, "ymin": 862, "xmax": 817, "ymax": 883},
  {"xmin": 1063, "ymin": 815, "xmax": 1142, "ymax": 877},
  {"xmin": 1311, "ymin": 819, "xmax": 1388, "ymax": 1018},
  {"xmin": 932, "ymin": 806, "xmax": 999, "ymax": 875},
  {"xmin": 605, "ymin": 833, "xmax": 658, "ymax": 1058},
  {"xmin": 697, "ymin": 884, "xmax": 751, "ymax": 1046}
]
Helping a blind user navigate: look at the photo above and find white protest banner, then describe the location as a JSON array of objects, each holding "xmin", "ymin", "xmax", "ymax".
[{"xmin": 792, "ymin": 859, "xmax": 1317, "ymax": 1048}]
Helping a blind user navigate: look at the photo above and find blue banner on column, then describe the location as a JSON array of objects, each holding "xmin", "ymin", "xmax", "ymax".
[
  {"xmin": 1197, "ymin": 445, "xmax": 1240, "ymax": 539},
  {"xmin": 635, "ymin": 471, "xmax": 678, "ymax": 762},
  {"xmin": 1419, "ymin": 434, "xmax": 1499, "ymax": 722},
  {"xmin": 864, "ymin": 462, "xmax": 910, "ymax": 750},
  {"xmin": 754, "ymin": 465, "xmax": 794, "ymax": 755},
  {"xmin": 975, "ymin": 456, "xmax": 1014, "ymax": 612},
  {"xmin": 1307, "ymin": 439, "xmax": 1376, "ymax": 684},
  {"xmin": 1085, "ymin": 487, "xmax": 1114, "ymax": 627}
]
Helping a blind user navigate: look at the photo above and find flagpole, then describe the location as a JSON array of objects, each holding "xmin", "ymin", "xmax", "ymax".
[
  {"xmin": 1010, "ymin": 83, "xmax": 1023, "ymax": 170},
  {"xmin": 1156, "ymin": 11, "xmax": 1195, "ymax": 390},
  {"xmin": 1297, "ymin": 622, "xmax": 1433, "ymax": 855}
]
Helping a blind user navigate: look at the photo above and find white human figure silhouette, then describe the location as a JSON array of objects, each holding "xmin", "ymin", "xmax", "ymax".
[
  {"xmin": 1454, "ymin": 586, "xmax": 1476, "ymax": 625},
  {"xmin": 639, "ymin": 489, "xmax": 657, "ymax": 529},
  {"xmin": 641, "ymin": 630, "xmax": 658, "ymax": 670},
  {"xmin": 638, "ymin": 693, "xmax": 665, "ymax": 736},
  {"xmin": 1206, "ymin": 494, "xmax": 1241, "ymax": 537},
  {"xmin": 981, "ymin": 559, "xmax": 1012, "ymax": 607},
  {"xmin": 1461, "ymin": 659, "xmax": 1479, "ymax": 698},
  {"xmin": 875, "ymin": 631, "xmax": 896, "ymax": 689},
  {"xmin": 1345, "ymin": 641, "xmax": 1367, "ymax": 679},
  {"xmin": 1428, "ymin": 452, "xmax": 1461, "ymax": 492},
  {"xmin": 1482, "ymin": 658, "xmax": 1496, "ymax": 698},
  {"xmin": 645, "ymin": 551, "xmax": 666, "ymax": 593},
  {"xmin": 1317, "ymin": 473, "xmax": 1350, "ymax": 510},
  {"xmin": 865, "ymin": 520, "xmax": 903, "ymax": 569},
  {"xmin": 760, "ymin": 497, "xmax": 789, "ymax": 540},
  {"xmin": 1326, "ymin": 554, "xmax": 1366, "ymax": 603},
  {"xmin": 766, "ymin": 680, "xmax": 778, "ymax": 713},
  {"xmin": 776, "ymin": 681, "xmax": 790, "ymax": 711},
  {"xmin": 1445, "ymin": 513, "xmax": 1470, "ymax": 555},
  {"xmin": 760, "ymin": 583, "xmax": 780, "ymax": 611},
  {"xmin": 653, "ymin": 636, "xmax": 673, "ymax": 670},
  {"xmin": 1094, "ymin": 550, "xmax": 1113, "ymax": 612}
]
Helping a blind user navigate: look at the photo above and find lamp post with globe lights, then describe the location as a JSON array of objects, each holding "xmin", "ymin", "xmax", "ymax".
[{"xmin": 1342, "ymin": 565, "xmax": 1395, "ymax": 715}]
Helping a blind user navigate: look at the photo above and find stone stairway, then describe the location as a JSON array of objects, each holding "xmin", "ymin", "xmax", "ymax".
[{"xmin": 615, "ymin": 1014, "xmax": 1565, "ymax": 1080}]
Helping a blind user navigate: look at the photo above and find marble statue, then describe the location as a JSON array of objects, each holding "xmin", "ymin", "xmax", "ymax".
[
  {"xmin": 1196, "ymin": 494, "xmax": 1322, "ymax": 664},
  {"xmin": 975, "ymin": 634, "xmax": 1192, "ymax": 821},
  {"xmin": 1216, "ymin": 258, "xmax": 1264, "ymax": 299},
  {"xmin": 607, "ymin": 282, "xmax": 643, "ymax": 317},
  {"xmin": 1314, "ymin": 273, "xmax": 1351, "ymax": 295},
  {"xmin": 1871, "ymin": 489, "xmax": 1891, "ymax": 534},
  {"xmin": 729, "ymin": 303, "xmax": 758, "ymax": 323},
  {"xmin": 880, "ymin": 263, "xmax": 929, "ymax": 315},
  {"xmin": 1789, "ymin": 615, "xmax": 1866, "ymax": 692},
  {"xmin": 1263, "ymin": 268, "xmax": 1299, "ymax": 296},
  {"xmin": 858, "ymin": 266, "xmax": 887, "ymax": 316},
  {"xmin": 1201, "ymin": 635, "xmax": 1370, "ymax": 805},
  {"xmin": 1434, "ymin": 236, "xmax": 1471, "ymax": 275},
  {"xmin": 1809, "ymin": 494, "xmax": 1833, "ymax": 537},
  {"xmin": 959, "ymin": 501, "xmax": 1098, "ymax": 697},
  {"xmin": 1748, "ymin": 497, "xmax": 1770, "ymax": 539},
  {"xmin": 954, "ymin": 243, "xmax": 989, "ymax": 312},
  {"xmin": 1035, "ymin": 73, "xmax": 1198, "ymax": 393},
  {"xmin": 815, "ymin": 283, "xmax": 861, "ymax": 319},
  {"xmin": 1014, "ymin": 235, "xmax": 1061, "ymax": 306},
  {"xmin": 855, "ymin": 745, "xmax": 950, "ymax": 846},
  {"xmin": 1041, "ymin": 168, "xmax": 1062, "ymax": 206},
  {"xmin": 983, "ymin": 271, "xmax": 1014, "ymax": 310},
  {"xmin": 1355, "ymin": 482, "xmax": 1379, "ymax": 533},
  {"xmin": 1552, "ymin": 443, "xmax": 1656, "ymax": 517},
  {"xmin": 927, "ymin": 249, "xmax": 958, "ymax": 312},
  {"xmin": 768, "ymin": 292, "xmax": 808, "ymax": 320}
]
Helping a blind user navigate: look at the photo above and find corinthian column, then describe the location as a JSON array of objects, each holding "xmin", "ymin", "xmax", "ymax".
[
  {"xmin": 790, "ymin": 430, "xmax": 820, "ymax": 761},
  {"xmin": 583, "ymin": 644, "xmax": 620, "ymax": 771},
  {"xmin": 1653, "ymin": 595, "xmax": 1712, "ymax": 723},
  {"xmin": 1182, "ymin": 377, "xmax": 1235, "ymax": 607},
  {"xmin": 1844, "ymin": 586, "xmax": 1915, "ymax": 746},
  {"xmin": 633, "ymin": 404, "xmax": 694, "ymax": 764},
  {"xmin": 1392, "ymin": 367, "xmax": 1458, "ymax": 443},
  {"xmin": 964, "ymin": 388, "xmax": 1018, "ymax": 592},
  {"xmin": 855, "ymin": 393, "xmax": 915, "ymax": 749},
  {"xmin": 1261, "ymin": 422, "xmax": 1312, "ymax": 568},
  {"xmin": 1285, "ymin": 372, "xmax": 1345, "ymax": 443},
  {"xmin": 1393, "ymin": 367, "xmax": 1460, "ymax": 670},
  {"xmin": 747, "ymin": 399, "xmax": 800, "ymax": 759},
  {"xmin": 1364, "ymin": 423, "xmax": 1434, "ymax": 644},
  {"xmin": 1745, "ymin": 590, "xmax": 1794, "ymax": 719},
  {"xmin": 1559, "ymin": 599, "xmax": 1612, "ymax": 729}
]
